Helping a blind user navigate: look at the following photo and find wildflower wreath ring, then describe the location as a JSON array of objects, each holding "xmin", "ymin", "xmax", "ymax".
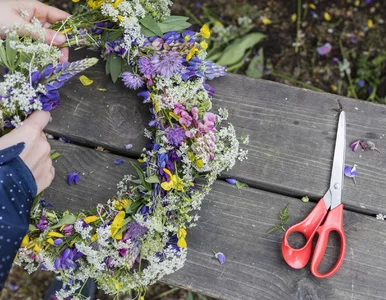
[{"xmin": 1, "ymin": 1, "xmax": 246, "ymax": 298}]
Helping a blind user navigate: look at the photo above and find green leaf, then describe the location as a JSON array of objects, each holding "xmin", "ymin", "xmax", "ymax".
[
  {"xmin": 217, "ymin": 32, "xmax": 265, "ymax": 66},
  {"xmin": 206, "ymin": 52, "xmax": 222, "ymax": 62},
  {"xmin": 301, "ymin": 196, "xmax": 310, "ymax": 203},
  {"xmin": 158, "ymin": 16, "xmax": 191, "ymax": 33},
  {"xmin": 267, "ymin": 224, "xmax": 282, "ymax": 234},
  {"xmin": 50, "ymin": 150, "xmax": 61, "ymax": 160},
  {"xmin": 187, "ymin": 292, "xmax": 195, "ymax": 300},
  {"xmin": 109, "ymin": 56, "xmax": 123, "ymax": 83},
  {"xmin": 246, "ymin": 48, "xmax": 264, "ymax": 79},
  {"xmin": 48, "ymin": 214, "xmax": 77, "ymax": 230},
  {"xmin": 145, "ymin": 175, "xmax": 160, "ymax": 184},
  {"xmin": 130, "ymin": 162, "xmax": 151, "ymax": 190},
  {"xmin": 29, "ymin": 224, "xmax": 36, "ymax": 231},
  {"xmin": 268, "ymin": 203, "xmax": 290, "ymax": 234},
  {"xmin": 140, "ymin": 15, "xmax": 163, "ymax": 37},
  {"xmin": 235, "ymin": 181, "xmax": 248, "ymax": 189}
]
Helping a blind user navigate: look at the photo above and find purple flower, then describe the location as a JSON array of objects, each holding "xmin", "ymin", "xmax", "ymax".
[
  {"xmin": 138, "ymin": 56, "xmax": 155, "ymax": 76},
  {"xmin": 54, "ymin": 248, "xmax": 81, "ymax": 271},
  {"xmin": 151, "ymin": 51, "xmax": 183, "ymax": 78},
  {"xmin": 204, "ymin": 61, "xmax": 227, "ymax": 80},
  {"xmin": 59, "ymin": 136, "xmax": 72, "ymax": 143},
  {"xmin": 226, "ymin": 178, "xmax": 237, "ymax": 185},
  {"xmin": 114, "ymin": 158, "xmax": 124, "ymax": 165},
  {"xmin": 39, "ymin": 196, "xmax": 53, "ymax": 208},
  {"xmin": 214, "ymin": 252, "xmax": 226, "ymax": 265},
  {"xmin": 316, "ymin": 43, "xmax": 332, "ymax": 56},
  {"xmin": 204, "ymin": 83, "xmax": 215, "ymax": 97},
  {"xmin": 36, "ymin": 214, "xmax": 48, "ymax": 231},
  {"xmin": 163, "ymin": 31, "xmax": 182, "ymax": 44},
  {"xmin": 166, "ymin": 125, "xmax": 186, "ymax": 147},
  {"xmin": 125, "ymin": 143, "xmax": 133, "ymax": 150},
  {"xmin": 8, "ymin": 283, "xmax": 18, "ymax": 292},
  {"xmin": 67, "ymin": 172, "xmax": 80, "ymax": 185},
  {"xmin": 120, "ymin": 72, "xmax": 144, "ymax": 89},
  {"xmin": 344, "ymin": 164, "xmax": 357, "ymax": 184},
  {"xmin": 357, "ymin": 80, "xmax": 365, "ymax": 88},
  {"xmin": 182, "ymin": 30, "xmax": 198, "ymax": 42},
  {"xmin": 62, "ymin": 224, "xmax": 74, "ymax": 236},
  {"xmin": 137, "ymin": 90, "xmax": 150, "ymax": 102},
  {"xmin": 350, "ymin": 140, "xmax": 362, "ymax": 152},
  {"xmin": 54, "ymin": 239, "xmax": 63, "ymax": 245},
  {"xmin": 123, "ymin": 222, "xmax": 147, "ymax": 242}
]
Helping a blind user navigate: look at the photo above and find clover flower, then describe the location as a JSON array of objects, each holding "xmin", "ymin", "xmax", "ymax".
[
  {"xmin": 120, "ymin": 72, "xmax": 144, "ymax": 89},
  {"xmin": 166, "ymin": 125, "xmax": 186, "ymax": 147}
]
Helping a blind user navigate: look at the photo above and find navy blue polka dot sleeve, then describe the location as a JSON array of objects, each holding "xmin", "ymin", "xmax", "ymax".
[{"xmin": 0, "ymin": 143, "xmax": 37, "ymax": 289}]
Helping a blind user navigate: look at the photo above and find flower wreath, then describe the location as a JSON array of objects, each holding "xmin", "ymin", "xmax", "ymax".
[{"xmin": 0, "ymin": 0, "xmax": 247, "ymax": 298}]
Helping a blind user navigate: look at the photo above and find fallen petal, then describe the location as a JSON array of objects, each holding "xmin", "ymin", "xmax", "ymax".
[
  {"xmin": 114, "ymin": 158, "xmax": 124, "ymax": 165},
  {"xmin": 214, "ymin": 252, "xmax": 226, "ymax": 265},
  {"xmin": 316, "ymin": 43, "xmax": 332, "ymax": 56},
  {"xmin": 226, "ymin": 178, "xmax": 237, "ymax": 185}
]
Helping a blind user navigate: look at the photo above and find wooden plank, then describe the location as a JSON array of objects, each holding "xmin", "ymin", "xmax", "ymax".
[
  {"xmin": 45, "ymin": 141, "xmax": 386, "ymax": 300},
  {"xmin": 46, "ymin": 50, "xmax": 386, "ymax": 214}
]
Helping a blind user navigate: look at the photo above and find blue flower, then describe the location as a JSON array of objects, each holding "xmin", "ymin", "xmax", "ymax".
[
  {"xmin": 204, "ymin": 61, "xmax": 227, "ymax": 80},
  {"xmin": 226, "ymin": 178, "xmax": 237, "ymax": 185},
  {"xmin": 125, "ymin": 143, "xmax": 133, "ymax": 150},
  {"xmin": 138, "ymin": 56, "xmax": 155, "ymax": 76},
  {"xmin": 344, "ymin": 164, "xmax": 357, "ymax": 184},
  {"xmin": 67, "ymin": 172, "xmax": 80, "ymax": 185},
  {"xmin": 120, "ymin": 72, "xmax": 144, "ymax": 89},
  {"xmin": 151, "ymin": 51, "xmax": 183, "ymax": 78},
  {"xmin": 357, "ymin": 80, "xmax": 365, "ymax": 88},
  {"xmin": 165, "ymin": 125, "xmax": 186, "ymax": 147}
]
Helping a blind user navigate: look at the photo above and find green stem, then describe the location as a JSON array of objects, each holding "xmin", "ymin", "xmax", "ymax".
[
  {"xmin": 270, "ymin": 71, "xmax": 325, "ymax": 92},
  {"xmin": 77, "ymin": 277, "xmax": 89, "ymax": 297},
  {"xmin": 149, "ymin": 287, "xmax": 180, "ymax": 300},
  {"xmin": 183, "ymin": 7, "xmax": 203, "ymax": 26},
  {"xmin": 338, "ymin": 40, "xmax": 358, "ymax": 99},
  {"xmin": 295, "ymin": 0, "xmax": 301, "ymax": 53}
]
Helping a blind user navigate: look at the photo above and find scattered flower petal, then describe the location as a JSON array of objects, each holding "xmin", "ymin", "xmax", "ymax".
[
  {"xmin": 344, "ymin": 164, "xmax": 357, "ymax": 184},
  {"xmin": 317, "ymin": 43, "xmax": 332, "ymax": 56},
  {"xmin": 214, "ymin": 252, "xmax": 226, "ymax": 265},
  {"xmin": 114, "ymin": 158, "xmax": 125, "ymax": 165},
  {"xmin": 79, "ymin": 75, "xmax": 94, "ymax": 86},
  {"xmin": 125, "ymin": 144, "xmax": 133, "ymax": 150},
  {"xmin": 368, "ymin": 19, "xmax": 374, "ymax": 28},
  {"xmin": 350, "ymin": 140, "xmax": 362, "ymax": 152},
  {"xmin": 301, "ymin": 196, "xmax": 309, "ymax": 203},
  {"xmin": 324, "ymin": 12, "xmax": 332, "ymax": 21},
  {"xmin": 226, "ymin": 178, "xmax": 237, "ymax": 185},
  {"xmin": 8, "ymin": 283, "xmax": 19, "ymax": 292},
  {"xmin": 67, "ymin": 172, "xmax": 80, "ymax": 185},
  {"xmin": 376, "ymin": 213, "xmax": 385, "ymax": 220},
  {"xmin": 261, "ymin": 17, "xmax": 272, "ymax": 25}
]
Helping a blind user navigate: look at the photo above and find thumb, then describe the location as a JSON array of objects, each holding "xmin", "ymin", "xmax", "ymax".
[
  {"xmin": 23, "ymin": 111, "xmax": 51, "ymax": 131},
  {"xmin": 45, "ymin": 28, "xmax": 67, "ymax": 46}
]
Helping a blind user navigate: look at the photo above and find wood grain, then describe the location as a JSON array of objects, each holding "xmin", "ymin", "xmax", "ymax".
[
  {"xmin": 45, "ymin": 141, "xmax": 386, "ymax": 300},
  {"xmin": 46, "ymin": 50, "xmax": 386, "ymax": 214}
]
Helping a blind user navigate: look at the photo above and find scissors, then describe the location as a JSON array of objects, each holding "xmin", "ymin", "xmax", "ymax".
[{"xmin": 281, "ymin": 111, "xmax": 346, "ymax": 278}]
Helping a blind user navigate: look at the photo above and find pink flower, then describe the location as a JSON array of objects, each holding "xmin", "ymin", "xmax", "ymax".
[
  {"xmin": 185, "ymin": 130, "xmax": 194, "ymax": 138},
  {"xmin": 204, "ymin": 112, "xmax": 216, "ymax": 123},
  {"xmin": 174, "ymin": 104, "xmax": 185, "ymax": 115},
  {"xmin": 179, "ymin": 111, "xmax": 193, "ymax": 127},
  {"xmin": 192, "ymin": 107, "xmax": 199, "ymax": 120}
]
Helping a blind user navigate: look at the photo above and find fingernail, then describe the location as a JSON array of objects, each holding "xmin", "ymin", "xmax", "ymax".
[{"xmin": 53, "ymin": 34, "xmax": 66, "ymax": 45}]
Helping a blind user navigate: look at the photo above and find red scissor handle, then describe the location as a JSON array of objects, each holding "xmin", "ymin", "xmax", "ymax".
[
  {"xmin": 281, "ymin": 199, "xmax": 328, "ymax": 269},
  {"xmin": 310, "ymin": 204, "xmax": 346, "ymax": 278}
]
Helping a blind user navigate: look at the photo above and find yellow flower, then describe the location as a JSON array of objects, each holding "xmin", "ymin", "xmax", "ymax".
[
  {"xmin": 214, "ymin": 20, "xmax": 223, "ymax": 26},
  {"xmin": 47, "ymin": 232, "xmax": 64, "ymax": 238},
  {"xmin": 47, "ymin": 238, "xmax": 55, "ymax": 245},
  {"xmin": 178, "ymin": 228, "xmax": 187, "ymax": 238},
  {"xmin": 21, "ymin": 235, "xmax": 29, "ymax": 247},
  {"xmin": 91, "ymin": 233, "xmax": 98, "ymax": 242},
  {"xmin": 196, "ymin": 159, "xmax": 203, "ymax": 169},
  {"xmin": 117, "ymin": 15, "xmax": 124, "ymax": 23},
  {"xmin": 87, "ymin": 0, "xmax": 104, "ymax": 9},
  {"xmin": 111, "ymin": 211, "xmax": 125, "ymax": 240},
  {"xmin": 115, "ymin": 282, "xmax": 121, "ymax": 290},
  {"xmin": 72, "ymin": 0, "xmax": 80, "ymax": 2},
  {"xmin": 113, "ymin": 0, "xmax": 124, "ymax": 8},
  {"xmin": 200, "ymin": 41, "xmax": 208, "ymax": 50},
  {"xmin": 34, "ymin": 244, "xmax": 41, "ymax": 253},
  {"xmin": 309, "ymin": 3, "xmax": 316, "ymax": 9},
  {"xmin": 188, "ymin": 152, "xmax": 195, "ymax": 161},
  {"xmin": 114, "ymin": 199, "xmax": 132, "ymax": 210},
  {"xmin": 200, "ymin": 24, "xmax": 211, "ymax": 39},
  {"xmin": 60, "ymin": 28, "xmax": 72, "ymax": 34},
  {"xmin": 169, "ymin": 111, "xmax": 180, "ymax": 121},
  {"xmin": 178, "ymin": 237, "xmax": 187, "ymax": 248},
  {"xmin": 160, "ymin": 168, "xmax": 184, "ymax": 191},
  {"xmin": 186, "ymin": 47, "xmax": 199, "ymax": 61},
  {"xmin": 324, "ymin": 12, "xmax": 332, "ymax": 21},
  {"xmin": 368, "ymin": 19, "xmax": 374, "ymax": 28},
  {"xmin": 291, "ymin": 14, "xmax": 297, "ymax": 23},
  {"xmin": 261, "ymin": 17, "xmax": 272, "ymax": 25},
  {"xmin": 84, "ymin": 216, "xmax": 99, "ymax": 224}
]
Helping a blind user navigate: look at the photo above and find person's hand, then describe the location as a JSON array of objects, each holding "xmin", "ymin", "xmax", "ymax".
[
  {"xmin": 0, "ymin": 0, "xmax": 70, "ymax": 62},
  {"xmin": 0, "ymin": 111, "xmax": 54, "ymax": 195}
]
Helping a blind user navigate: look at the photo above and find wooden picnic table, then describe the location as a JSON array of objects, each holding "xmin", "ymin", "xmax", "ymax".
[{"xmin": 44, "ymin": 50, "xmax": 386, "ymax": 300}]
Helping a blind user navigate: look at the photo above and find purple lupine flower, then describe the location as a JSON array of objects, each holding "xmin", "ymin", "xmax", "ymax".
[
  {"xmin": 204, "ymin": 60, "xmax": 227, "ymax": 80},
  {"xmin": 54, "ymin": 248, "xmax": 80, "ymax": 271},
  {"xmin": 316, "ymin": 43, "xmax": 332, "ymax": 56},
  {"xmin": 138, "ymin": 56, "xmax": 155, "ymax": 76},
  {"xmin": 8, "ymin": 283, "xmax": 18, "ymax": 292},
  {"xmin": 179, "ymin": 111, "xmax": 193, "ymax": 127},
  {"xmin": 122, "ymin": 222, "xmax": 147, "ymax": 241},
  {"xmin": 54, "ymin": 239, "xmax": 63, "ymax": 245},
  {"xmin": 182, "ymin": 30, "xmax": 198, "ymax": 42},
  {"xmin": 114, "ymin": 158, "xmax": 124, "ymax": 165},
  {"xmin": 120, "ymin": 72, "xmax": 144, "ymax": 89},
  {"xmin": 39, "ymin": 196, "xmax": 53, "ymax": 208},
  {"xmin": 204, "ymin": 83, "xmax": 215, "ymax": 97},
  {"xmin": 214, "ymin": 252, "xmax": 226, "ymax": 265},
  {"xmin": 163, "ymin": 31, "xmax": 182, "ymax": 44},
  {"xmin": 58, "ymin": 136, "xmax": 72, "ymax": 143},
  {"xmin": 226, "ymin": 178, "xmax": 237, "ymax": 185},
  {"xmin": 36, "ymin": 213, "xmax": 48, "ymax": 231},
  {"xmin": 350, "ymin": 140, "xmax": 362, "ymax": 152},
  {"xmin": 151, "ymin": 51, "xmax": 183, "ymax": 78},
  {"xmin": 137, "ymin": 90, "xmax": 150, "ymax": 102},
  {"xmin": 67, "ymin": 172, "xmax": 80, "ymax": 185},
  {"xmin": 166, "ymin": 125, "xmax": 186, "ymax": 147}
]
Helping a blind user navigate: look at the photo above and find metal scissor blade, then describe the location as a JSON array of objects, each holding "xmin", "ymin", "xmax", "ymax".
[{"xmin": 325, "ymin": 111, "xmax": 346, "ymax": 209}]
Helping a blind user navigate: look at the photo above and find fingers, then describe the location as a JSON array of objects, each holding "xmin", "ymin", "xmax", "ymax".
[
  {"xmin": 23, "ymin": 111, "xmax": 51, "ymax": 132},
  {"xmin": 59, "ymin": 47, "xmax": 69, "ymax": 63},
  {"xmin": 33, "ymin": 2, "xmax": 70, "ymax": 25},
  {"xmin": 45, "ymin": 28, "xmax": 67, "ymax": 46}
]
